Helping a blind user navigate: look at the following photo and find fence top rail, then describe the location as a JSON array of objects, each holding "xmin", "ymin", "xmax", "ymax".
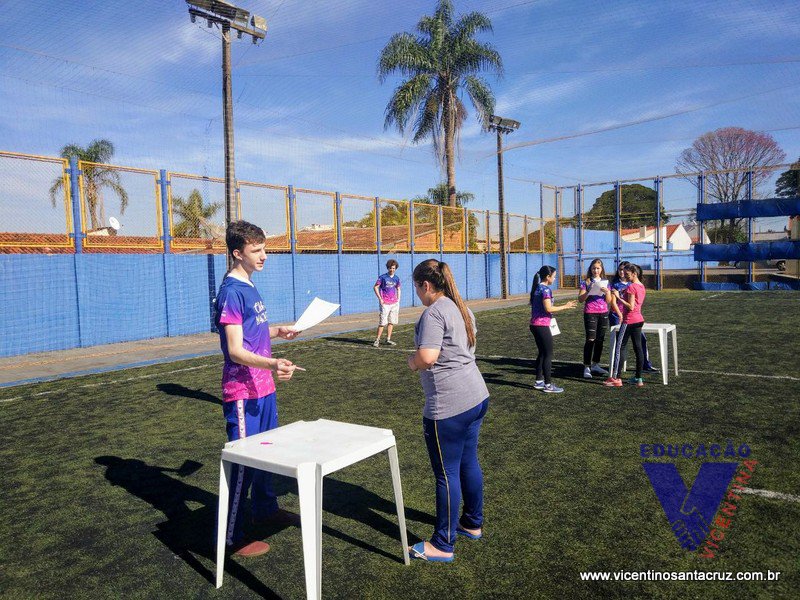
[
  {"xmin": 0, "ymin": 150, "xmax": 66, "ymax": 164},
  {"xmin": 238, "ymin": 181, "xmax": 288, "ymax": 191},
  {"xmin": 169, "ymin": 171, "xmax": 225, "ymax": 183},
  {"xmin": 341, "ymin": 193, "xmax": 375, "ymax": 201},
  {"xmin": 80, "ymin": 161, "xmax": 158, "ymax": 176},
  {"xmin": 295, "ymin": 187, "xmax": 335, "ymax": 197}
]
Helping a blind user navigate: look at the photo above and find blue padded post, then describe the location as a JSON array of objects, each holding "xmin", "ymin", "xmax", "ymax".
[
  {"xmin": 698, "ymin": 173, "xmax": 706, "ymax": 283},
  {"xmin": 655, "ymin": 176, "xmax": 662, "ymax": 291},
  {"xmin": 746, "ymin": 171, "xmax": 753, "ymax": 283}
]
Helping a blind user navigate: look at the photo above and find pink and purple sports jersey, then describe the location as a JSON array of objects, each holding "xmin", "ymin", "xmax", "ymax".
[
  {"xmin": 375, "ymin": 273, "xmax": 401, "ymax": 304},
  {"xmin": 580, "ymin": 280, "xmax": 609, "ymax": 314},
  {"xmin": 622, "ymin": 282, "xmax": 646, "ymax": 324},
  {"xmin": 215, "ymin": 275, "xmax": 275, "ymax": 402},
  {"xmin": 530, "ymin": 283, "xmax": 553, "ymax": 326}
]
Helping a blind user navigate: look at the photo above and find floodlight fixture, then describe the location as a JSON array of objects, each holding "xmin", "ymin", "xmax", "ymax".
[
  {"xmin": 488, "ymin": 115, "xmax": 521, "ymax": 134},
  {"xmin": 185, "ymin": 0, "xmax": 268, "ymax": 268},
  {"xmin": 487, "ymin": 114, "xmax": 521, "ymax": 298}
]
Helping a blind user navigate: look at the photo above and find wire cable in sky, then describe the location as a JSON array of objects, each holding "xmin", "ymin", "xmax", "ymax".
[{"xmin": 495, "ymin": 81, "xmax": 800, "ymax": 157}]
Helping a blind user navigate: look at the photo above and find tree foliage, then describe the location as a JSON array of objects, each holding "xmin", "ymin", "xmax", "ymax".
[
  {"xmin": 171, "ymin": 189, "xmax": 222, "ymax": 238},
  {"xmin": 775, "ymin": 157, "xmax": 800, "ymax": 199},
  {"xmin": 49, "ymin": 139, "xmax": 129, "ymax": 231},
  {"xmin": 582, "ymin": 184, "xmax": 669, "ymax": 230},
  {"xmin": 378, "ymin": 0, "xmax": 502, "ymax": 206},
  {"xmin": 675, "ymin": 127, "xmax": 786, "ymax": 242}
]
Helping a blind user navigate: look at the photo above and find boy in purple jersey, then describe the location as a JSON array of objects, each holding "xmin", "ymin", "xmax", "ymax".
[
  {"xmin": 373, "ymin": 259, "xmax": 401, "ymax": 347},
  {"xmin": 214, "ymin": 220, "xmax": 300, "ymax": 558}
]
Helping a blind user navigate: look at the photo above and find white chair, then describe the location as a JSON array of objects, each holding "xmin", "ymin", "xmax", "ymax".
[
  {"xmin": 608, "ymin": 323, "xmax": 678, "ymax": 385},
  {"xmin": 216, "ymin": 419, "xmax": 410, "ymax": 599}
]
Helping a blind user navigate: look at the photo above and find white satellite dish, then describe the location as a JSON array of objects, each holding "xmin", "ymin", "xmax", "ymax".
[{"xmin": 109, "ymin": 217, "xmax": 121, "ymax": 230}]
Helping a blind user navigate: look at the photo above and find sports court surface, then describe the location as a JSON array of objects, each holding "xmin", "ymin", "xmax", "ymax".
[{"xmin": 1, "ymin": 290, "xmax": 798, "ymax": 598}]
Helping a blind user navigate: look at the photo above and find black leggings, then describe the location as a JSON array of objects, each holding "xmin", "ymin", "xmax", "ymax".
[
  {"xmin": 612, "ymin": 322, "xmax": 644, "ymax": 379},
  {"xmin": 583, "ymin": 312, "xmax": 609, "ymax": 365},
  {"xmin": 530, "ymin": 325, "xmax": 554, "ymax": 384}
]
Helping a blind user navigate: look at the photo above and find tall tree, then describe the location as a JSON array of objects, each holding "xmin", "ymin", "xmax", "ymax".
[
  {"xmin": 675, "ymin": 127, "xmax": 785, "ymax": 241},
  {"xmin": 583, "ymin": 184, "xmax": 670, "ymax": 230},
  {"xmin": 49, "ymin": 139, "xmax": 129, "ymax": 231},
  {"xmin": 172, "ymin": 189, "xmax": 222, "ymax": 238},
  {"xmin": 775, "ymin": 157, "xmax": 800, "ymax": 199},
  {"xmin": 378, "ymin": 0, "xmax": 502, "ymax": 207}
]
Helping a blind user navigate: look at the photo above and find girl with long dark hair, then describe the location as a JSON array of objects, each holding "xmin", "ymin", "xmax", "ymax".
[
  {"xmin": 529, "ymin": 265, "xmax": 577, "ymax": 393},
  {"xmin": 406, "ymin": 259, "xmax": 489, "ymax": 563}
]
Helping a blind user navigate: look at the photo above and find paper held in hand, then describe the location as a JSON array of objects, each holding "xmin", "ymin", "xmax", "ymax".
[
  {"xmin": 549, "ymin": 318, "xmax": 560, "ymax": 336},
  {"xmin": 589, "ymin": 279, "xmax": 609, "ymax": 296},
  {"xmin": 292, "ymin": 297, "xmax": 340, "ymax": 332}
]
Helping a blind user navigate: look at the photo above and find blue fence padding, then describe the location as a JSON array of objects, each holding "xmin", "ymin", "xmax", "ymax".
[
  {"xmin": 487, "ymin": 254, "xmax": 502, "ymax": 298},
  {"xmin": 338, "ymin": 253, "xmax": 380, "ymax": 316},
  {"xmin": 466, "ymin": 254, "xmax": 487, "ymax": 300},
  {"xmin": 508, "ymin": 254, "xmax": 528, "ymax": 295},
  {"xmin": 660, "ymin": 253, "xmax": 697, "ymax": 270},
  {"xmin": 164, "ymin": 254, "xmax": 225, "ymax": 336},
  {"xmin": 0, "ymin": 255, "xmax": 80, "ymax": 355},
  {"xmin": 694, "ymin": 241, "xmax": 800, "ymax": 262},
  {"xmin": 290, "ymin": 254, "xmax": 340, "ymax": 322},
  {"xmin": 694, "ymin": 280, "xmax": 800, "ymax": 291},
  {"xmin": 696, "ymin": 197, "xmax": 800, "ymax": 221},
  {"xmin": 77, "ymin": 254, "xmax": 168, "ymax": 347}
]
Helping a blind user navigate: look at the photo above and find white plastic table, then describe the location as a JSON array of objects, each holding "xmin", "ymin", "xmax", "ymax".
[
  {"xmin": 216, "ymin": 419, "xmax": 410, "ymax": 599},
  {"xmin": 609, "ymin": 323, "xmax": 678, "ymax": 385}
]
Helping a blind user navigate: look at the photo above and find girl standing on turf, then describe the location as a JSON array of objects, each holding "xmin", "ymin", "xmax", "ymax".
[
  {"xmin": 530, "ymin": 265, "xmax": 578, "ymax": 393},
  {"xmin": 406, "ymin": 259, "xmax": 489, "ymax": 563},
  {"xmin": 607, "ymin": 263, "xmax": 647, "ymax": 387},
  {"xmin": 609, "ymin": 261, "xmax": 656, "ymax": 372},
  {"xmin": 578, "ymin": 258, "xmax": 612, "ymax": 379}
]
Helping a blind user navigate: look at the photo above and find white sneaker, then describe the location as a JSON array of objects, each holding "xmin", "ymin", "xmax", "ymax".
[
  {"xmin": 591, "ymin": 363, "xmax": 609, "ymax": 376},
  {"xmin": 583, "ymin": 366, "xmax": 592, "ymax": 379},
  {"xmin": 534, "ymin": 380, "xmax": 545, "ymax": 390},
  {"xmin": 372, "ymin": 339, "xmax": 380, "ymax": 347},
  {"xmin": 385, "ymin": 339, "xmax": 397, "ymax": 346}
]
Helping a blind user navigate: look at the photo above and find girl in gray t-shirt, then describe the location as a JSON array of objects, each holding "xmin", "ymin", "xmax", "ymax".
[{"xmin": 407, "ymin": 259, "xmax": 489, "ymax": 563}]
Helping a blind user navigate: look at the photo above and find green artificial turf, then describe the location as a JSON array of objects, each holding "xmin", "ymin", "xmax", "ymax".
[{"xmin": 1, "ymin": 290, "xmax": 798, "ymax": 599}]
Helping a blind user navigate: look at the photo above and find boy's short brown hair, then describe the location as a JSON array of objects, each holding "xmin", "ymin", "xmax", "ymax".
[
  {"xmin": 226, "ymin": 220, "xmax": 266, "ymax": 257},
  {"xmin": 386, "ymin": 259, "xmax": 399, "ymax": 269}
]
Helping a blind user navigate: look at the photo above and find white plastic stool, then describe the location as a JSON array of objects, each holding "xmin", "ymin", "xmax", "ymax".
[
  {"xmin": 216, "ymin": 419, "xmax": 410, "ymax": 599},
  {"xmin": 609, "ymin": 323, "xmax": 678, "ymax": 385}
]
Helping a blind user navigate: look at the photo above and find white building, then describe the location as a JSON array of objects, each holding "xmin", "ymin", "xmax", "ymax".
[{"xmin": 620, "ymin": 223, "xmax": 705, "ymax": 251}]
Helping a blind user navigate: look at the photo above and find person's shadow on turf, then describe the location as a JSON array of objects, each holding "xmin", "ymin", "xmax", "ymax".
[
  {"xmin": 156, "ymin": 383, "xmax": 221, "ymax": 404},
  {"xmin": 94, "ymin": 455, "xmax": 282, "ymax": 599}
]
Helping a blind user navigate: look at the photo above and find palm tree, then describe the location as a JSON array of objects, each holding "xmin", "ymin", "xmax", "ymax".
[
  {"xmin": 172, "ymin": 188, "xmax": 222, "ymax": 239},
  {"xmin": 378, "ymin": 0, "xmax": 502, "ymax": 207},
  {"xmin": 49, "ymin": 139, "xmax": 129, "ymax": 231}
]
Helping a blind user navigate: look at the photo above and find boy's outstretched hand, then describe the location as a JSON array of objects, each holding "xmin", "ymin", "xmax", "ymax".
[{"xmin": 274, "ymin": 358, "xmax": 297, "ymax": 381}]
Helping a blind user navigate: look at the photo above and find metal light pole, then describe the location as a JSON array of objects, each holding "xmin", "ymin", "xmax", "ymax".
[
  {"xmin": 185, "ymin": 0, "xmax": 267, "ymax": 267},
  {"xmin": 488, "ymin": 115, "xmax": 521, "ymax": 299}
]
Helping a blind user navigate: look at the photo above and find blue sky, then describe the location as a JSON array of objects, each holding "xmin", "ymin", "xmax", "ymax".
[{"xmin": 2, "ymin": 0, "xmax": 799, "ymax": 223}]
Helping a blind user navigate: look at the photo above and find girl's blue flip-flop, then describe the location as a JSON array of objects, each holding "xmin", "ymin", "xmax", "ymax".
[
  {"xmin": 409, "ymin": 541, "xmax": 454, "ymax": 563},
  {"xmin": 456, "ymin": 526, "xmax": 483, "ymax": 540}
]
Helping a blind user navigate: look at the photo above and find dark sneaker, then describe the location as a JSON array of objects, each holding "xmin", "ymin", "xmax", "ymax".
[
  {"xmin": 643, "ymin": 364, "xmax": 659, "ymax": 372},
  {"xmin": 628, "ymin": 377, "xmax": 645, "ymax": 387},
  {"xmin": 385, "ymin": 339, "xmax": 397, "ymax": 346},
  {"xmin": 230, "ymin": 540, "xmax": 270, "ymax": 558},
  {"xmin": 534, "ymin": 380, "xmax": 545, "ymax": 390}
]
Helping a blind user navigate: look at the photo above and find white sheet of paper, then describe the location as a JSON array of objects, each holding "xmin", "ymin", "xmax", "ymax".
[
  {"xmin": 589, "ymin": 279, "xmax": 609, "ymax": 296},
  {"xmin": 292, "ymin": 297, "xmax": 340, "ymax": 332},
  {"xmin": 549, "ymin": 318, "xmax": 560, "ymax": 336}
]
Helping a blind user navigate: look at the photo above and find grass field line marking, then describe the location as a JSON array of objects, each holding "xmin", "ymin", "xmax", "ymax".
[
  {"xmin": 700, "ymin": 292, "xmax": 728, "ymax": 300},
  {"xmin": 680, "ymin": 369, "xmax": 800, "ymax": 381},
  {"xmin": 1, "ymin": 390, "xmax": 57, "ymax": 403},
  {"xmin": 0, "ymin": 397, "xmax": 20, "ymax": 403},
  {"xmin": 77, "ymin": 364, "xmax": 216, "ymax": 388},
  {"xmin": 320, "ymin": 341, "xmax": 799, "ymax": 381},
  {"xmin": 741, "ymin": 488, "xmax": 800, "ymax": 503}
]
